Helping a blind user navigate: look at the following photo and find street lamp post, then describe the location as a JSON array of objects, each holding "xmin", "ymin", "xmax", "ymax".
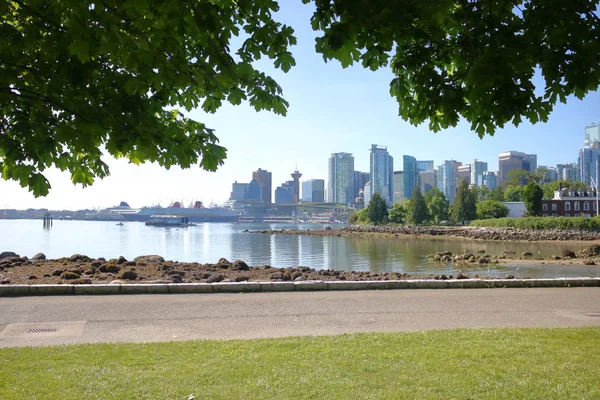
[{"xmin": 591, "ymin": 176, "xmax": 599, "ymax": 217}]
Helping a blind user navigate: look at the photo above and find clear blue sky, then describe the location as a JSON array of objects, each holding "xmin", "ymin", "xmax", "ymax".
[{"xmin": 1, "ymin": 2, "xmax": 598, "ymax": 210}]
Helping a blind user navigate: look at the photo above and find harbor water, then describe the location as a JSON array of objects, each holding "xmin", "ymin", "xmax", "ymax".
[{"xmin": 1, "ymin": 219, "xmax": 599, "ymax": 279}]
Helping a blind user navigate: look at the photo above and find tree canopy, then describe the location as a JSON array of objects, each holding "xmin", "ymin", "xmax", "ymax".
[
  {"xmin": 3, "ymin": 0, "xmax": 599, "ymax": 195},
  {"xmin": 405, "ymin": 187, "xmax": 428, "ymax": 225},
  {"xmin": 451, "ymin": 179, "xmax": 476, "ymax": 224},
  {"xmin": 523, "ymin": 181, "xmax": 544, "ymax": 216},
  {"xmin": 367, "ymin": 192, "xmax": 388, "ymax": 224}
]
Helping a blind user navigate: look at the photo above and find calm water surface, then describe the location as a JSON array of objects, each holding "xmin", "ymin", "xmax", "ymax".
[{"xmin": 1, "ymin": 220, "xmax": 599, "ymax": 278}]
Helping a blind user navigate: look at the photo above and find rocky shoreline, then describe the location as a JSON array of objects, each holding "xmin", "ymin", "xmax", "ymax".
[
  {"xmin": 1, "ymin": 244, "xmax": 600, "ymax": 285},
  {"xmin": 247, "ymin": 225, "xmax": 600, "ymax": 241}
]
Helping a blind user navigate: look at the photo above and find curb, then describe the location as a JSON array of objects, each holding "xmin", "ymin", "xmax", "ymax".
[{"xmin": 0, "ymin": 278, "xmax": 598, "ymax": 297}]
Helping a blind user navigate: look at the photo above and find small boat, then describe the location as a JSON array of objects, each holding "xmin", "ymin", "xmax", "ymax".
[
  {"xmin": 145, "ymin": 215, "xmax": 196, "ymax": 227},
  {"xmin": 116, "ymin": 222, "xmax": 124, "ymax": 226}
]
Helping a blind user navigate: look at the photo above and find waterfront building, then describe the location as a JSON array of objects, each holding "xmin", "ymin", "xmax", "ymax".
[
  {"xmin": 417, "ymin": 160, "xmax": 434, "ymax": 172},
  {"xmin": 302, "ymin": 179, "xmax": 325, "ymax": 203},
  {"xmin": 392, "ymin": 171, "xmax": 404, "ymax": 203},
  {"xmin": 498, "ymin": 151, "xmax": 537, "ymax": 185},
  {"xmin": 419, "ymin": 170, "xmax": 436, "ymax": 194},
  {"xmin": 470, "ymin": 160, "xmax": 488, "ymax": 187},
  {"xmin": 480, "ymin": 171, "xmax": 498, "ymax": 189},
  {"xmin": 246, "ymin": 179, "xmax": 262, "ymax": 201},
  {"xmin": 403, "ymin": 155, "xmax": 418, "ymax": 199},
  {"xmin": 584, "ymin": 123, "xmax": 600, "ymax": 149},
  {"xmin": 370, "ymin": 144, "xmax": 394, "ymax": 205},
  {"xmin": 328, "ymin": 153, "xmax": 355, "ymax": 205},
  {"xmin": 252, "ymin": 168, "xmax": 272, "ymax": 203},
  {"xmin": 230, "ymin": 181, "xmax": 248, "ymax": 201},
  {"xmin": 437, "ymin": 160, "xmax": 460, "ymax": 203},
  {"xmin": 557, "ymin": 163, "xmax": 579, "ymax": 182},
  {"xmin": 274, "ymin": 186, "xmax": 293, "ymax": 204},
  {"xmin": 542, "ymin": 187, "xmax": 598, "ymax": 217}
]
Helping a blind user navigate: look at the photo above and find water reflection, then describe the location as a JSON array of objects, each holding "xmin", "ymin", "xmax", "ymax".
[{"xmin": 1, "ymin": 220, "xmax": 599, "ymax": 278}]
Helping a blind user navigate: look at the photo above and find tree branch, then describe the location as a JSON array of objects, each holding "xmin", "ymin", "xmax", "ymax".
[{"xmin": 2, "ymin": 87, "xmax": 91, "ymax": 123}]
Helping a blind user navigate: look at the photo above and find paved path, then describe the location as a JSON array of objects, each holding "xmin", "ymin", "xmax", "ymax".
[{"xmin": 1, "ymin": 288, "xmax": 599, "ymax": 347}]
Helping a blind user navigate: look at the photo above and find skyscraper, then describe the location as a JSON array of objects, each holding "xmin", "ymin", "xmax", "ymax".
[
  {"xmin": 557, "ymin": 163, "xmax": 579, "ymax": 182},
  {"xmin": 498, "ymin": 151, "xmax": 537, "ymax": 185},
  {"xmin": 370, "ymin": 144, "xmax": 394, "ymax": 205},
  {"xmin": 353, "ymin": 171, "xmax": 370, "ymax": 198},
  {"xmin": 457, "ymin": 164, "xmax": 471, "ymax": 185},
  {"xmin": 584, "ymin": 123, "xmax": 600, "ymax": 148},
  {"xmin": 328, "ymin": 153, "xmax": 355, "ymax": 205},
  {"xmin": 403, "ymin": 155, "xmax": 418, "ymax": 199},
  {"xmin": 392, "ymin": 171, "xmax": 404, "ymax": 203},
  {"xmin": 438, "ymin": 160, "xmax": 460, "ymax": 203},
  {"xmin": 252, "ymin": 168, "xmax": 272, "ymax": 203},
  {"xmin": 302, "ymin": 179, "xmax": 325, "ymax": 202},
  {"xmin": 230, "ymin": 181, "xmax": 248, "ymax": 201},
  {"xmin": 470, "ymin": 160, "xmax": 488, "ymax": 187},
  {"xmin": 416, "ymin": 160, "xmax": 434, "ymax": 172},
  {"xmin": 579, "ymin": 145, "xmax": 600, "ymax": 186}
]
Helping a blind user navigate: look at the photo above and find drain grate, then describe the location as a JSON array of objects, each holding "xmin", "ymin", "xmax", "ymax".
[{"xmin": 25, "ymin": 328, "xmax": 59, "ymax": 334}]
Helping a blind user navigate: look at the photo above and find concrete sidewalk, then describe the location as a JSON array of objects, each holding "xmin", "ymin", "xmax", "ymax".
[{"xmin": 1, "ymin": 288, "xmax": 599, "ymax": 348}]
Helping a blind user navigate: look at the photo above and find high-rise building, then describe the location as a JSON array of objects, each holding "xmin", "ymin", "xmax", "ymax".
[
  {"xmin": 584, "ymin": 123, "xmax": 600, "ymax": 149},
  {"xmin": 370, "ymin": 144, "xmax": 394, "ymax": 205},
  {"xmin": 416, "ymin": 160, "xmax": 434, "ymax": 172},
  {"xmin": 392, "ymin": 171, "xmax": 404, "ymax": 204},
  {"xmin": 302, "ymin": 179, "xmax": 325, "ymax": 202},
  {"xmin": 403, "ymin": 155, "xmax": 418, "ymax": 199},
  {"xmin": 538, "ymin": 165, "xmax": 558, "ymax": 182},
  {"xmin": 252, "ymin": 168, "xmax": 272, "ymax": 203},
  {"xmin": 470, "ymin": 160, "xmax": 488, "ymax": 187},
  {"xmin": 363, "ymin": 181, "xmax": 372, "ymax": 207},
  {"xmin": 498, "ymin": 151, "xmax": 537, "ymax": 185},
  {"xmin": 457, "ymin": 164, "xmax": 471, "ymax": 186},
  {"xmin": 557, "ymin": 163, "xmax": 579, "ymax": 182},
  {"xmin": 328, "ymin": 153, "xmax": 355, "ymax": 205},
  {"xmin": 353, "ymin": 171, "xmax": 370, "ymax": 198},
  {"xmin": 246, "ymin": 179, "xmax": 262, "ymax": 201},
  {"xmin": 481, "ymin": 171, "xmax": 498, "ymax": 189},
  {"xmin": 274, "ymin": 185, "xmax": 293, "ymax": 204},
  {"xmin": 419, "ymin": 170, "xmax": 436, "ymax": 194},
  {"xmin": 438, "ymin": 160, "xmax": 460, "ymax": 203},
  {"xmin": 290, "ymin": 170, "xmax": 302, "ymax": 204},
  {"xmin": 579, "ymin": 144, "xmax": 600, "ymax": 186},
  {"xmin": 230, "ymin": 181, "xmax": 248, "ymax": 201}
]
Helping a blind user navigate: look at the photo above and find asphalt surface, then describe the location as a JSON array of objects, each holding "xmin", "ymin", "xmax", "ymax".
[{"xmin": 1, "ymin": 288, "xmax": 599, "ymax": 347}]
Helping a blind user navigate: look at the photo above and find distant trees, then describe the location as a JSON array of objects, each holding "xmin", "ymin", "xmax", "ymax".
[
  {"xmin": 476, "ymin": 200, "xmax": 509, "ymax": 220},
  {"xmin": 424, "ymin": 188, "xmax": 449, "ymax": 224},
  {"xmin": 503, "ymin": 185, "xmax": 524, "ymax": 202},
  {"xmin": 387, "ymin": 202, "xmax": 406, "ymax": 224},
  {"xmin": 366, "ymin": 193, "xmax": 388, "ymax": 225},
  {"xmin": 405, "ymin": 187, "xmax": 428, "ymax": 225},
  {"xmin": 451, "ymin": 180, "xmax": 476, "ymax": 224},
  {"xmin": 523, "ymin": 182, "xmax": 544, "ymax": 216}
]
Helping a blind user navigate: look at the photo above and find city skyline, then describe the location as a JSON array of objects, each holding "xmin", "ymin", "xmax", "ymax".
[{"xmin": 0, "ymin": 2, "xmax": 597, "ymax": 210}]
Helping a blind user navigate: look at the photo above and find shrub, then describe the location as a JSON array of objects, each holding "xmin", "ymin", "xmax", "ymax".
[{"xmin": 470, "ymin": 216, "xmax": 600, "ymax": 230}]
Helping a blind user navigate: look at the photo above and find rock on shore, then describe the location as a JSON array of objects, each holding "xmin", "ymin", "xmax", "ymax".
[{"xmin": 251, "ymin": 225, "xmax": 600, "ymax": 241}]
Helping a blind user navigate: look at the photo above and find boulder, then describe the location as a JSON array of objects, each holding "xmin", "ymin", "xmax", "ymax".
[
  {"xmin": 269, "ymin": 272, "xmax": 284, "ymax": 280},
  {"xmin": 61, "ymin": 271, "xmax": 80, "ymax": 280},
  {"xmin": 231, "ymin": 260, "xmax": 249, "ymax": 271},
  {"xmin": 116, "ymin": 256, "xmax": 127, "ymax": 265},
  {"xmin": 0, "ymin": 251, "xmax": 19, "ymax": 259},
  {"xmin": 121, "ymin": 270, "xmax": 138, "ymax": 280},
  {"xmin": 133, "ymin": 255, "xmax": 165, "ymax": 264},
  {"xmin": 32, "ymin": 253, "xmax": 46, "ymax": 260},
  {"xmin": 0, "ymin": 278, "xmax": 10, "ymax": 284},
  {"xmin": 206, "ymin": 274, "xmax": 224, "ymax": 283},
  {"xmin": 580, "ymin": 245, "xmax": 600, "ymax": 258},
  {"xmin": 69, "ymin": 254, "xmax": 92, "ymax": 262}
]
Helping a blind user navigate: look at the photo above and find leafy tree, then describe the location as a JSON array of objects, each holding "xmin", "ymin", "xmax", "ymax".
[
  {"xmin": 348, "ymin": 208, "xmax": 369, "ymax": 224},
  {"xmin": 476, "ymin": 200, "xmax": 510, "ymax": 220},
  {"xmin": 505, "ymin": 169, "xmax": 539, "ymax": 186},
  {"xmin": 523, "ymin": 181, "xmax": 544, "ymax": 216},
  {"xmin": 424, "ymin": 188, "xmax": 449, "ymax": 224},
  {"xmin": 503, "ymin": 185, "xmax": 524, "ymax": 202},
  {"xmin": 387, "ymin": 202, "xmax": 406, "ymax": 224},
  {"xmin": 406, "ymin": 187, "xmax": 428, "ymax": 225},
  {"xmin": 452, "ymin": 180, "xmax": 476, "ymax": 224},
  {"xmin": 367, "ymin": 192, "xmax": 388, "ymax": 224},
  {"xmin": 4, "ymin": 0, "xmax": 600, "ymax": 195},
  {"xmin": 488, "ymin": 187, "xmax": 506, "ymax": 202}
]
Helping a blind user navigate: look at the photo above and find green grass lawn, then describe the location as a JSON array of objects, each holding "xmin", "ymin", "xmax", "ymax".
[{"xmin": 1, "ymin": 328, "xmax": 599, "ymax": 399}]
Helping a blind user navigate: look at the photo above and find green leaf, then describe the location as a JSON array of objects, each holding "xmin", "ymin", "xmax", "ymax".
[{"xmin": 68, "ymin": 40, "xmax": 90, "ymax": 63}]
